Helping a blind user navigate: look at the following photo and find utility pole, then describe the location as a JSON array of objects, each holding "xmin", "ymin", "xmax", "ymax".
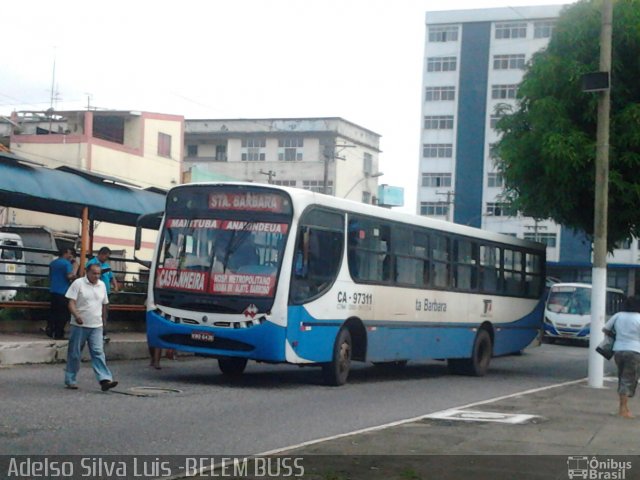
[
  {"xmin": 525, "ymin": 219, "xmax": 548, "ymax": 241},
  {"xmin": 259, "ymin": 169, "xmax": 276, "ymax": 184},
  {"xmin": 48, "ymin": 50, "xmax": 57, "ymax": 134},
  {"xmin": 588, "ymin": 0, "xmax": 612, "ymax": 388},
  {"xmin": 323, "ymin": 143, "xmax": 354, "ymax": 195},
  {"xmin": 436, "ymin": 190, "xmax": 455, "ymax": 222}
]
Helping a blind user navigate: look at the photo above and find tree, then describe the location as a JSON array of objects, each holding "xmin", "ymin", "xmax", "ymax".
[{"xmin": 494, "ymin": 0, "xmax": 640, "ymax": 246}]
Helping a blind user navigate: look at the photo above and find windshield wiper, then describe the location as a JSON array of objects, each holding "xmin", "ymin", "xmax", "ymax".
[{"xmin": 222, "ymin": 221, "xmax": 256, "ymax": 272}]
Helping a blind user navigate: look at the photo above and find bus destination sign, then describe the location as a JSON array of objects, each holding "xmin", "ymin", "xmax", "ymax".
[
  {"xmin": 209, "ymin": 192, "xmax": 286, "ymax": 213},
  {"xmin": 155, "ymin": 268, "xmax": 276, "ymax": 297}
]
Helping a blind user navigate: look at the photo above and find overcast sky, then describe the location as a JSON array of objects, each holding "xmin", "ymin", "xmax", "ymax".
[{"xmin": 2, "ymin": 0, "xmax": 568, "ymax": 212}]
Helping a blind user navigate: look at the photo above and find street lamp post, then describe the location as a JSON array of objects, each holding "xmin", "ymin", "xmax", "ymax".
[
  {"xmin": 343, "ymin": 172, "xmax": 384, "ymax": 200},
  {"xmin": 323, "ymin": 143, "xmax": 355, "ymax": 195},
  {"xmin": 259, "ymin": 169, "xmax": 276, "ymax": 184},
  {"xmin": 588, "ymin": 0, "xmax": 613, "ymax": 389}
]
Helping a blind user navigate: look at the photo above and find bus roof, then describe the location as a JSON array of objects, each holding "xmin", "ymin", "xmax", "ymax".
[
  {"xmin": 549, "ymin": 282, "xmax": 625, "ymax": 294},
  {"xmin": 171, "ymin": 182, "xmax": 545, "ymax": 252},
  {"xmin": 0, "ymin": 232, "xmax": 23, "ymax": 243}
]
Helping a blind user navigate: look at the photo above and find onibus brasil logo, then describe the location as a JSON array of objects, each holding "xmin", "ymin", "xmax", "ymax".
[{"xmin": 567, "ymin": 456, "xmax": 632, "ymax": 479}]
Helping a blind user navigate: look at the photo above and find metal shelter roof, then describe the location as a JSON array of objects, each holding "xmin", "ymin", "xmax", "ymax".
[{"xmin": 0, "ymin": 152, "xmax": 165, "ymax": 228}]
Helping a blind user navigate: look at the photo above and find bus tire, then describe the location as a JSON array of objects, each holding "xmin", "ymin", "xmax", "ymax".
[
  {"xmin": 448, "ymin": 329, "xmax": 492, "ymax": 376},
  {"xmin": 322, "ymin": 328, "xmax": 352, "ymax": 386},
  {"xmin": 218, "ymin": 357, "xmax": 248, "ymax": 376}
]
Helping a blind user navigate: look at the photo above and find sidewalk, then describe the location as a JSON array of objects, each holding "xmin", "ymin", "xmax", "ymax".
[
  {"xmin": 261, "ymin": 379, "xmax": 640, "ymax": 480},
  {"xmin": 0, "ymin": 331, "xmax": 149, "ymax": 365}
]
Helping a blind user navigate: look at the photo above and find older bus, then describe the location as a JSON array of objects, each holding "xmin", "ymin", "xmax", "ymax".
[
  {"xmin": 0, "ymin": 232, "xmax": 27, "ymax": 302},
  {"xmin": 141, "ymin": 183, "xmax": 546, "ymax": 385},
  {"xmin": 544, "ymin": 282, "xmax": 625, "ymax": 342}
]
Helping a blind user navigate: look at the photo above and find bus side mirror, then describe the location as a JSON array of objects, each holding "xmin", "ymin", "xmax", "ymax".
[
  {"xmin": 135, "ymin": 226, "xmax": 142, "ymax": 251},
  {"xmin": 134, "ymin": 211, "xmax": 162, "ymax": 268}
]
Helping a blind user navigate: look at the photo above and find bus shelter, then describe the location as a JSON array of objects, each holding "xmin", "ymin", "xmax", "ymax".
[{"xmin": 0, "ymin": 151, "xmax": 164, "ymax": 309}]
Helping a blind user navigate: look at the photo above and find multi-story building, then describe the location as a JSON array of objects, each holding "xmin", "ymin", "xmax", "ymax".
[
  {"xmin": 183, "ymin": 117, "xmax": 383, "ymax": 204},
  {"xmin": 4, "ymin": 110, "xmax": 183, "ymax": 260},
  {"xmin": 417, "ymin": 5, "xmax": 639, "ymax": 293}
]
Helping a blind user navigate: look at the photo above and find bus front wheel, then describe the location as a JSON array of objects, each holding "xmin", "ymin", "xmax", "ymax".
[
  {"xmin": 218, "ymin": 357, "xmax": 248, "ymax": 377},
  {"xmin": 322, "ymin": 328, "xmax": 352, "ymax": 386},
  {"xmin": 448, "ymin": 329, "xmax": 492, "ymax": 376}
]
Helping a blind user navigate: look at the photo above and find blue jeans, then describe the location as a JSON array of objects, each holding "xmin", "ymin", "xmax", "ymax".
[{"xmin": 64, "ymin": 325, "xmax": 113, "ymax": 386}]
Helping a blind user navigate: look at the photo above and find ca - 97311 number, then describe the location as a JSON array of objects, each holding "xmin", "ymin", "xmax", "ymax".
[
  {"xmin": 337, "ymin": 291, "xmax": 373, "ymax": 305},
  {"xmin": 351, "ymin": 293, "xmax": 373, "ymax": 305}
]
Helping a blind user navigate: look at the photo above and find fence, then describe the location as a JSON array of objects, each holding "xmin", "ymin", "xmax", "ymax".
[{"xmin": 0, "ymin": 243, "xmax": 147, "ymax": 313}]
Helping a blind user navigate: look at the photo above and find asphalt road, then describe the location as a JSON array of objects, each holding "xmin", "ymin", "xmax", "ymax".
[{"xmin": 0, "ymin": 341, "xmax": 613, "ymax": 457}]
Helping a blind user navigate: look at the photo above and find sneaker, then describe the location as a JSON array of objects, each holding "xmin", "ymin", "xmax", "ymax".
[
  {"xmin": 65, "ymin": 384, "xmax": 78, "ymax": 390},
  {"xmin": 103, "ymin": 336, "xmax": 111, "ymax": 344},
  {"xmin": 100, "ymin": 380, "xmax": 118, "ymax": 392}
]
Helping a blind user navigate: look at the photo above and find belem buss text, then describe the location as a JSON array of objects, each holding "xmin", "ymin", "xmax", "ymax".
[{"xmin": 7, "ymin": 456, "xmax": 305, "ymax": 478}]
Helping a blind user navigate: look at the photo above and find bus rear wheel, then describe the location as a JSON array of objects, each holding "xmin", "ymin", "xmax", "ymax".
[
  {"xmin": 448, "ymin": 329, "xmax": 492, "ymax": 376},
  {"xmin": 218, "ymin": 357, "xmax": 248, "ymax": 376},
  {"xmin": 322, "ymin": 328, "xmax": 352, "ymax": 386}
]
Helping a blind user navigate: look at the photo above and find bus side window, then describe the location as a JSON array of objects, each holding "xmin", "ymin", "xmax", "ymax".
[
  {"xmin": 431, "ymin": 235, "xmax": 450, "ymax": 288},
  {"xmin": 294, "ymin": 229, "xmax": 310, "ymax": 278},
  {"xmin": 291, "ymin": 209, "xmax": 344, "ymax": 304},
  {"xmin": 479, "ymin": 245, "xmax": 498, "ymax": 293}
]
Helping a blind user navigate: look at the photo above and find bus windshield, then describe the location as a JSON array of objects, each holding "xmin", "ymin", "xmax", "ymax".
[
  {"xmin": 546, "ymin": 286, "xmax": 591, "ymax": 315},
  {"xmin": 155, "ymin": 218, "xmax": 288, "ymax": 298},
  {"xmin": 0, "ymin": 240, "xmax": 23, "ymax": 260}
]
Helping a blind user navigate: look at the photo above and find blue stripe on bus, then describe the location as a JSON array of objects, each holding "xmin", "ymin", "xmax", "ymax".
[
  {"xmin": 147, "ymin": 299, "xmax": 544, "ymax": 365},
  {"xmin": 286, "ymin": 300, "xmax": 544, "ymax": 363},
  {"xmin": 146, "ymin": 310, "xmax": 287, "ymax": 362}
]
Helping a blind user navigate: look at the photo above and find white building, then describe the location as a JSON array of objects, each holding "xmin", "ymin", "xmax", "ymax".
[
  {"xmin": 418, "ymin": 5, "xmax": 639, "ymax": 293},
  {"xmin": 183, "ymin": 117, "xmax": 383, "ymax": 204},
  {"xmin": 3, "ymin": 110, "xmax": 182, "ymax": 262}
]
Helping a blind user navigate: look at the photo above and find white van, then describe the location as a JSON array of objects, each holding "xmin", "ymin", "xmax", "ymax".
[
  {"xmin": 544, "ymin": 282, "xmax": 625, "ymax": 341},
  {"xmin": 0, "ymin": 232, "xmax": 27, "ymax": 302}
]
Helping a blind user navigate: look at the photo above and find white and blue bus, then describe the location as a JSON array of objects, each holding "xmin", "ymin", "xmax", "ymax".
[
  {"xmin": 141, "ymin": 183, "xmax": 546, "ymax": 385},
  {"xmin": 544, "ymin": 282, "xmax": 625, "ymax": 342}
]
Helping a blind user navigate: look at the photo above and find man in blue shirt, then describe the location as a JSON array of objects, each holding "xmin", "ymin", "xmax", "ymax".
[
  {"xmin": 48, "ymin": 248, "xmax": 78, "ymax": 339},
  {"xmin": 86, "ymin": 246, "xmax": 119, "ymax": 343}
]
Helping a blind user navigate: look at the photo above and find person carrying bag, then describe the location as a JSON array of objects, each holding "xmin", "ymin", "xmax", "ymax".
[
  {"xmin": 596, "ymin": 325, "xmax": 616, "ymax": 360},
  {"xmin": 601, "ymin": 295, "xmax": 640, "ymax": 418}
]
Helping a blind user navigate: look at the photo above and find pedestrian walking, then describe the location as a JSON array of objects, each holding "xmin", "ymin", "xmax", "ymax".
[
  {"xmin": 86, "ymin": 246, "xmax": 119, "ymax": 343},
  {"xmin": 46, "ymin": 248, "xmax": 78, "ymax": 339},
  {"xmin": 64, "ymin": 263, "xmax": 118, "ymax": 391},
  {"xmin": 149, "ymin": 346, "xmax": 162, "ymax": 369},
  {"xmin": 603, "ymin": 295, "xmax": 640, "ymax": 418}
]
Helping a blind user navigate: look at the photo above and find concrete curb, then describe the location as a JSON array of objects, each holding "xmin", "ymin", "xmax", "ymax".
[{"xmin": 0, "ymin": 333, "xmax": 150, "ymax": 365}]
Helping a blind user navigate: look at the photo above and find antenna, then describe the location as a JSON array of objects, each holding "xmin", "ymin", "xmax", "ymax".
[{"xmin": 49, "ymin": 48, "xmax": 57, "ymax": 110}]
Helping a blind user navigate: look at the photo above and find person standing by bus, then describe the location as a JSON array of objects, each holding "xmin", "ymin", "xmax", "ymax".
[
  {"xmin": 86, "ymin": 247, "xmax": 119, "ymax": 343},
  {"xmin": 46, "ymin": 248, "xmax": 78, "ymax": 339},
  {"xmin": 604, "ymin": 295, "xmax": 640, "ymax": 419},
  {"xmin": 64, "ymin": 263, "xmax": 118, "ymax": 391}
]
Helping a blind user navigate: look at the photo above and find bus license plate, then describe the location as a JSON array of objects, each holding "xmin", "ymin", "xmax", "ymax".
[{"xmin": 191, "ymin": 331, "xmax": 214, "ymax": 342}]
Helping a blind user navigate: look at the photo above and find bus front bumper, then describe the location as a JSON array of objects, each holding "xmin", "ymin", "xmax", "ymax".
[{"xmin": 146, "ymin": 310, "xmax": 287, "ymax": 362}]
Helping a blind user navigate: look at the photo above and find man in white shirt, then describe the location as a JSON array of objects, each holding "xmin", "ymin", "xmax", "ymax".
[{"xmin": 63, "ymin": 263, "xmax": 118, "ymax": 391}]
